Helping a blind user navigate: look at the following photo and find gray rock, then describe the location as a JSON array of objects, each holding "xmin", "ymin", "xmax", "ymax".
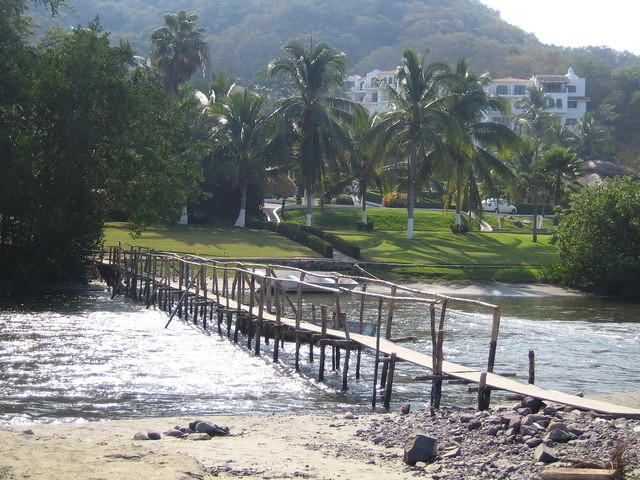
[
  {"xmin": 546, "ymin": 428, "xmax": 574, "ymax": 443},
  {"xmin": 403, "ymin": 434, "xmax": 438, "ymax": 466},
  {"xmin": 163, "ymin": 429, "xmax": 185, "ymax": 438},
  {"xmin": 523, "ymin": 415, "xmax": 550, "ymax": 427},
  {"xmin": 534, "ymin": 444, "xmax": 558, "ymax": 463},
  {"xmin": 178, "ymin": 426, "xmax": 193, "ymax": 434},
  {"xmin": 147, "ymin": 431, "xmax": 162, "ymax": 440},
  {"xmin": 132, "ymin": 432, "xmax": 149, "ymax": 440},
  {"xmin": 525, "ymin": 438, "xmax": 542, "ymax": 448},
  {"xmin": 185, "ymin": 433, "xmax": 212, "ymax": 441},
  {"xmin": 467, "ymin": 421, "xmax": 482, "ymax": 431},
  {"xmin": 22, "ymin": 429, "xmax": 35, "ymax": 435},
  {"xmin": 487, "ymin": 426, "xmax": 501, "ymax": 436},
  {"xmin": 543, "ymin": 406, "xmax": 558, "ymax": 416},
  {"xmin": 520, "ymin": 396, "xmax": 545, "ymax": 413},
  {"xmin": 193, "ymin": 421, "xmax": 230, "ymax": 437}
]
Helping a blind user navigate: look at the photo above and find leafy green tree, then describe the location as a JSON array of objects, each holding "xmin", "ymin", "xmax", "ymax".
[
  {"xmin": 540, "ymin": 147, "xmax": 582, "ymax": 207},
  {"xmin": 442, "ymin": 59, "xmax": 519, "ymax": 230},
  {"xmin": 150, "ymin": 10, "xmax": 209, "ymax": 96},
  {"xmin": 268, "ymin": 39, "xmax": 359, "ymax": 227},
  {"xmin": 373, "ymin": 49, "xmax": 458, "ymax": 239},
  {"xmin": 550, "ymin": 176, "xmax": 640, "ymax": 297},
  {"xmin": 574, "ymin": 113, "xmax": 614, "ymax": 161}
]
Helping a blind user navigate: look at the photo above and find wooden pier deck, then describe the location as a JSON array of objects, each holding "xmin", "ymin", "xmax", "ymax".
[{"xmin": 95, "ymin": 247, "xmax": 640, "ymax": 419}]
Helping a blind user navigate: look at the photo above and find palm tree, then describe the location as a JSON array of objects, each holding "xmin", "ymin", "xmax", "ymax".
[
  {"xmin": 575, "ymin": 113, "xmax": 614, "ymax": 161},
  {"xmin": 209, "ymin": 89, "xmax": 271, "ymax": 227},
  {"xmin": 540, "ymin": 146, "xmax": 582, "ymax": 207},
  {"xmin": 268, "ymin": 39, "xmax": 359, "ymax": 227},
  {"xmin": 150, "ymin": 10, "xmax": 209, "ymax": 96},
  {"xmin": 442, "ymin": 59, "xmax": 519, "ymax": 231},
  {"xmin": 515, "ymin": 86, "xmax": 557, "ymax": 241},
  {"xmin": 373, "ymin": 49, "xmax": 459, "ymax": 239}
]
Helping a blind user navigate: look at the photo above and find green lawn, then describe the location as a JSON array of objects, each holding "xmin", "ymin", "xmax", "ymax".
[
  {"xmin": 481, "ymin": 214, "xmax": 555, "ymax": 232},
  {"xmin": 337, "ymin": 230, "xmax": 557, "ymax": 265},
  {"xmin": 103, "ymin": 222, "xmax": 318, "ymax": 258},
  {"xmin": 282, "ymin": 207, "xmax": 461, "ymax": 230}
]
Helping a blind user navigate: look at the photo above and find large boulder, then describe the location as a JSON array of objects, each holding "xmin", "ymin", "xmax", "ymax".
[{"xmin": 403, "ymin": 434, "xmax": 437, "ymax": 465}]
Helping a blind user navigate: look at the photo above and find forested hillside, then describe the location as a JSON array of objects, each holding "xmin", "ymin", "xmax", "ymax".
[{"xmin": 29, "ymin": 0, "xmax": 563, "ymax": 78}]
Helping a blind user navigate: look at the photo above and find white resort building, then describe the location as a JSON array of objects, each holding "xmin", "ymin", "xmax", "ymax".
[
  {"xmin": 346, "ymin": 67, "xmax": 589, "ymax": 126},
  {"xmin": 486, "ymin": 68, "xmax": 589, "ymax": 127},
  {"xmin": 345, "ymin": 69, "xmax": 398, "ymax": 114}
]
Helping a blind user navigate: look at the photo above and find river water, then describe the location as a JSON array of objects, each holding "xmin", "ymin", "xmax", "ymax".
[{"xmin": 1, "ymin": 285, "xmax": 639, "ymax": 425}]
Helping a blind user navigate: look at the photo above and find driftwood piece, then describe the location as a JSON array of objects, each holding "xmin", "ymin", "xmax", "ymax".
[{"xmin": 540, "ymin": 468, "xmax": 616, "ymax": 480}]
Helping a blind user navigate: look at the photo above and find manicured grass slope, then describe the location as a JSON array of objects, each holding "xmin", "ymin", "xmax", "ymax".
[
  {"xmin": 338, "ymin": 230, "xmax": 556, "ymax": 265},
  {"xmin": 283, "ymin": 207, "xmax": 462, "ymax": 230},
  {"xmin": 103, "ymin": 222, "xmax": 318, "ymax": 258}
]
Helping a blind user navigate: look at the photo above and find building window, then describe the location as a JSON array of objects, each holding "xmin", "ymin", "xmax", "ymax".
[
  {"xmin": 371, "ymin": 92, "xmax": 378, "ymax": 103},
  {"xmin": 513, "ymin": 85, "xmax": 526, "ymax": 95},
  {"xmin": 565, "ymin": 118, "xmax": 577, "ymax": 126},
  {"xmin": 568, "ymin": 100, "xmax": 578, "ymax": 109},
  {"xmin": 496, "ymin": 85, "xmax": 509, "ymax": 95},
  {"xmin": 543, "ymin": 83, "xmax": 563, "ymax": 93},
  {"xmin": 567, "ymin": 85, "xmax": 576, "ymax": 93},
  {"xmin": 556, "ymin": 98, "xmax": 563, "ymax": 109}
]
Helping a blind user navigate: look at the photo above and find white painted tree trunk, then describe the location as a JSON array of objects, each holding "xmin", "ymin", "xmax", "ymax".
[
  {"xmin": 178, "ymin": 206, "xmax": 188, "ymax": 224},
  {"xmin": 406, "ymin": 217, "xmax": 414, "ymax": 240},
  {"xmin": 305, "ymin": 190, "xmax": 313, "ymax": 227},
  {"xmin": 233, "ymin": 186, "xmax": 247, "ymax": 228},
  {"xmin": 455, "ymin": 213, "xmax": 462, "ymax": 226}
]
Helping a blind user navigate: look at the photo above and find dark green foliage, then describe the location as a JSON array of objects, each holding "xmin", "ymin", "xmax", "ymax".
[
  {"xmin": 356, "ymin": 222, "xmax": 374, "ymax": 231},
  {"xmin": 300, "ymin": 226, "xmax": 361, "ymax": 259},
  {"xmin": 0, "ymin": 16, "xmax": 203, "ymax": 283},
  {"xmin": 335, "ymin": 194, "xmax": 354, "ymax": 205},
  {"xmin": 549, "ymin": 176, "xmax": 640, "ymax": 297},
  {"xmin": 249, "ymin": 222, "xmax": 334, "ymax": 258}
]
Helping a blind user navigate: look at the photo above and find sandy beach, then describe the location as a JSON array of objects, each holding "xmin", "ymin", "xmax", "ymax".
[{"xmin": 1, "ymin": 391, "xmax": 639, "ymax": 480}]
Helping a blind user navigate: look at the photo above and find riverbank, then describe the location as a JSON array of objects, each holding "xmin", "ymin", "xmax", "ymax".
[{"xmin": 1, "ymin": 394, "xmax": 638, "ymax": 480}]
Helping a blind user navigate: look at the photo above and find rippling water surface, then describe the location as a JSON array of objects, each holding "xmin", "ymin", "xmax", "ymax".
[{"xmin": 1, "ymin": 285, "xmax": 639, "ymax": 425}]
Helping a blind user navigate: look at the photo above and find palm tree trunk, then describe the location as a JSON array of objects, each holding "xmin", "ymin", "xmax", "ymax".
[
  {"xmin": 455, "ymin": 158, "xmax": 463, "ymax": 229},
  {"xmin": 305, "ymin": 187, "xmax": 313, "ymax": 227},
  {"xmin": 233, "ymin": 184, "xmax": 248, "ymax": 228},
  {"xmin": 407, "ymin": 149, "xmax": 417, "ymax": 240},
  {"xmin": 361, "ymin": 180, "xmax": 367, "ymax": 225}
]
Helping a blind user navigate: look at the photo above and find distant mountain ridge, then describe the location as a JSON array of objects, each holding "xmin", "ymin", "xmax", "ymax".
[{"xmin": 35, "ymin": 0, "xmax": 546, "ymax": 79}]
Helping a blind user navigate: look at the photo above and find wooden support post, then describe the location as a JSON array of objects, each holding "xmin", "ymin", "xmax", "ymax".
[
  {"xmin": 233, "ymin": 311, "xmax": 240, "ymax": 343},
  {"xmin": 319, "ymin": 305, "xmax": 327, "ymax": 381},
  {"xmin": 355, "ymin": 347, "xmax": 362, "ymax": 379},
  {"xmin": 372, "ymin": 297, "xmax": 383, "ymax": 409},
  {"xmin": 273, "ymin": 283, "xmax": 281, "ymax": 363},
  {"xmin": 528, "ymin": 350, "xmax": 535, "ymax": 384},
  {"xmin": 358, "ymin": 283, "xmax": 367, "ymax": 334},
  {"xmin": 488, "ymin": 307, "xmax": 501, "ymax": 373},
  {"xmin": 384, "ymin": 285, "xmax": 397, "ymax": 339},
  {"xmin": 478, "ymin": 371, "xmax": 489, "ymax": 410},
  {"xmin": 342, "ymin": 347, "xmax": 351, "ymax": 391},
  {"xmin": 217, "ymin": 310, "xmax": 223, "ymax": 336},
  {"xmin": 383, "ymin": 352, "xmax": 397, "ymax": 410},
  {"xmin": 226, "ymin": 311, "xmax": 232, "ymax": 338},
  {"xmin": 429, "ymin": 303, "xmax": 442, "ymax": 410}
]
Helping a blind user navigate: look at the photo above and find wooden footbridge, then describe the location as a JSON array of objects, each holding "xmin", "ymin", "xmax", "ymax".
[{"xmin": 95, "ymin": 246, "xmax": 640, "ymax": 419}]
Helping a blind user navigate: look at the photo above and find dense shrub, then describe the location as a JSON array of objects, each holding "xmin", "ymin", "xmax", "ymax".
[
  {"xmin": 300, "ymin": 225, "xmax": 361, "ymax": 259},
  {"xmin": 547, "ymin": 176, "xmax": 640, "ymax": 297},
  {"xmin": 248, "ymin": 221, "xmax": 334, "ymax": 258},
  {"xmin": 514, "ymin": 203, "xmax": 553, "ymax": 215},
  {"xmin": 335, "ymin": 194, "xmax": 354, "ymax": 205},
  {"xmin": 356, "ymin": 221, "xmax": 374, "ymax": 231},
  {"xmin": 384, "ymin": 196, "xmax": 444, "ymax": 209}
]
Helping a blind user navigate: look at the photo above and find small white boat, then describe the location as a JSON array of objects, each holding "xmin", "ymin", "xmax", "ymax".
[{"xmin": 254, "ymin": 269, "xmax": 359, "ymax": 292}]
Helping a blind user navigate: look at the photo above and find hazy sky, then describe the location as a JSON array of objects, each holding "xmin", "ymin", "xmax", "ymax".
[{"xmin": 480, "ymin": 0, "xmax": 640, "ymax": 55}]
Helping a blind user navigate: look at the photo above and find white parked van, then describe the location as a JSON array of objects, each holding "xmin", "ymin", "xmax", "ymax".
[{"xmin": 481, "ymin": 198, "xmax": 517, "ymax": 214}]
